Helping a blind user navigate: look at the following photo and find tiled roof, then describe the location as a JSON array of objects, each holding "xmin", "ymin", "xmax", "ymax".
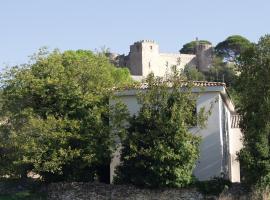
[
  {"xmin": 192, "ymin": 81, "xmax": 226, "ymax": 87},
  {"xmin": 113, "ymin": 81, "xmax": 226, "ymax": 91},
  {"xmin": 231, "ymin": 115, "xmax": 241, "ymax": 128}
]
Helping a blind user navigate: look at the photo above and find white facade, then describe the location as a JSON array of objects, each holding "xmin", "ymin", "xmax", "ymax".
[{"xmin": 110, "ymin": 83, "xmax": 242, "ymax": 183}]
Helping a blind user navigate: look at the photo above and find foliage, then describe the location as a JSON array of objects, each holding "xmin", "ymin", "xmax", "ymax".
[
  {"xmin": 115, "ymin": 72, "xmax": 209, "ymax": 188},
  {"xmin": 182, "ymin": 66, "xmax": 206, "ymax": 81},
  {"xmin": 236, "ymin": 34, "xmax": 270, "ymax": 187},
  {"xmin": 0, "ymin": 48, "xmax": 132, "ymax": 182},
  {"xmin": 215, "ymin": 35, "xmax": 251, "ymax": 61},
  {"xmin": 180, "ymin": 40, "xmax": 211, "ymax": 54}
]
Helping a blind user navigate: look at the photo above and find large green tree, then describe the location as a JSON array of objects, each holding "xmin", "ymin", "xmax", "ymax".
[
  {"xmin": 0, "ymin": 48, "xmax": 132, "ymax": 182},
  {"xmin": 215, "ymin": 35, "xmax": 251, "ymax": 61},
  {"xmin": 114, "ymin": 72, "xmax": 209, "ymax": 188},
  {"xmin": 236, "ymin": 35, "xmax": 270, "ymax": 186},
  {"xmin": 180, "ymin": 40, "xmax": 211, "ymax": 54}
]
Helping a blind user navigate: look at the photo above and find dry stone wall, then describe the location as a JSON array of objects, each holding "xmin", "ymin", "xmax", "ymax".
[
  {"xmin": 46, "ymin": 182, "xmax": 254, "ymax": 200},
  {"xmin": 47, "ymin": 182, "xmax": 205, "ymax": 200}
]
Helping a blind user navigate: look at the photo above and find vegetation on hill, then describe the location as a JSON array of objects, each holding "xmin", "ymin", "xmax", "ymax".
[
  {"xmin": 0, "ymin": 48, "xmax": 132, "ymax": 182},
  {"xmin": 114, "ymin": 71, "xmax": 210, "ymax": 188}
]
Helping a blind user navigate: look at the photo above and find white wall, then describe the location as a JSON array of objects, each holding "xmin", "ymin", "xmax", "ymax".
[
  {"xmin": 191, "ymin": 92, "xmax": 223, "ymax": 181},
  {"xmin": 228, "ymin": 128, "xmax": 243, "ymax": 182},
  {"xmin": 109, "ymin": 95, "xmax": 140, "ymax": 183},
  {"xmin": 109, "ymin": 90, "xmax": 231, "ymax": 183}
]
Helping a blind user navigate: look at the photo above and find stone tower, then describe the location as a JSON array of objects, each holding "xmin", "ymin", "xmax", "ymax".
[
  {"xmin": 127, "ymin": 40, "xmax": 159, "ymax": 76},
  {"xmin": 196, "ymin": 42, "xmax": 213, "ymax": 72}
]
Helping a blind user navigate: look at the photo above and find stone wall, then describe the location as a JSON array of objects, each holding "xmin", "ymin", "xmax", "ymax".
[
  {"xmin": 46, "ymin": 182, "xmax": 253, "ymax": 200},
  {"xmin": 47, "ymin": 183, "xmax": 204, "ymax": 200}
]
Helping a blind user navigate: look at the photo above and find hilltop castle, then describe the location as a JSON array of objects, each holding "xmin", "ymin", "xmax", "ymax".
[{"xmin": 109, "ymin": 40, "xmax": 213, "ymax": 78}]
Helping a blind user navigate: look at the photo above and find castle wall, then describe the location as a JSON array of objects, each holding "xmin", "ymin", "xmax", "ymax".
[
  {"xmin": 159, "ymin": 53, "xmax": 181, "ymax": 75},
  {"xmin": 127, "ymin": 43, "xmax": 143, "ymax": 75},
  {"xmin": 179, "ymin": 54, "xmax": 197, "ymax": 68},
  {"xmin": 196, "ymin": 44, "xmax": 213, "ymax": 72},
  {"xmin": 159, "ymin": 53, "xmax": 197, "ymax": 74},
  {"xmin": 127, "ymin": 40, "xmax": 197, "ymax": 77},
  {"xmin": 116, "ymin": 40, "xmax": 213, "ymax": 77}
]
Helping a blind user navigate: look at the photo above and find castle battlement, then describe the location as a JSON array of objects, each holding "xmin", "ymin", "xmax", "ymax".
[{"xmin": 135, "ymin": 39, "xmax": 156, "ymax": 44}]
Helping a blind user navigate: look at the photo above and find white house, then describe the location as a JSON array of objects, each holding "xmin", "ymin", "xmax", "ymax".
[{"xmin": 110, "ymin": 81, "xmax": 242, "ymax": 183}]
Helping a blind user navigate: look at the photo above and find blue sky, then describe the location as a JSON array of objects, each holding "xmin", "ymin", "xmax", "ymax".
[{"xmin": 0, "ymin": 0, "xmax": 269, "ymax": 68}]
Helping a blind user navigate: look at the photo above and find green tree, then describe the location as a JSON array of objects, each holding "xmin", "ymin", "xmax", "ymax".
[
  {"xmin": 180, "ymin": 40, "xmax": 211, "ymax": 54},
  {"xmin": 215, "ymin": 35, "xmax": 251, "ymax": 61},
  {"xmin": 0, "ymin": 48, "xmax": 132, "ymax": 182},
  {"xmin": 236, "ymin": 35, "xmax": 270, "ymax": 186},
  {"xmin": 115, "ymin": 72, "xmax": 209, "ymax": 188}
]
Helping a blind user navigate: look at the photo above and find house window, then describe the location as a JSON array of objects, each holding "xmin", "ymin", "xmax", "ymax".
[
  {"xmin": 150, "ymin": 46, "xmax": 153, "ymax": 50},
  {"xmin": 166, "ymin": 61, "xmax": 168, "ymax": 67},
  {"xmin": 148, "ymin": 62, "xmax": 151, "ymax": 68}
]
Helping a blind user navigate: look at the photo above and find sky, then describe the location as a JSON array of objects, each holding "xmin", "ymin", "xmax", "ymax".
[{"xmin": 0, "ymin": 0, "xmax": 269, "ymax": 68}]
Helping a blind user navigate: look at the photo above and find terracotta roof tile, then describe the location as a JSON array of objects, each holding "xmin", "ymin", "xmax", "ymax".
[
  {"xmin": 112, "ymin": 81, "xmax": 226, "ymax": 91},
  {"xmin": 191, "ymin": 81, "xmax": 226, "ymax": 87}
]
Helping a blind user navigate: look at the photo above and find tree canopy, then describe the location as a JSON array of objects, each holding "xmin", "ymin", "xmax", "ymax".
[
  {"xmin": 215, "ymin": 35, "xmax": 251, "ymax": 61},
  {"xmin": 114, "ymin": 72, "xmax": 209, "ymax": 188},
  {"xmin": 0, "ymin": 48, "xmax": 132, "ymax": 182},
  {"xmin": 180, "ymin": 40, "xmax": 212, "ymax": 54},
  {"xmin": 236, "ymin": 35, "xmax": 270, "ymax": 187}
]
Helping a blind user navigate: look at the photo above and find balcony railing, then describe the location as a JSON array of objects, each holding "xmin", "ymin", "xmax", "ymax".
[{"xmin": 231, "ymin": 115, "xmax": 241, "ymax": 128}]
